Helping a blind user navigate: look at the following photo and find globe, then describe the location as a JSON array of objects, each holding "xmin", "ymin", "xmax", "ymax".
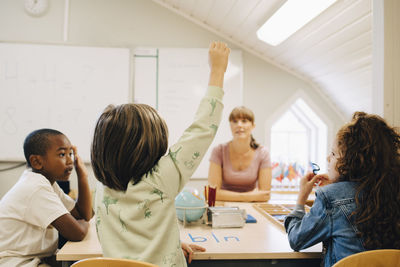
[{"xmin": 175, "ymin": 187, "xmax": 206, "ymax": 222}]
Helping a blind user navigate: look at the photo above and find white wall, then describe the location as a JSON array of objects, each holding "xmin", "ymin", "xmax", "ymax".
[
  {"xmin": 372, "ymin": 0, "xmax": 400, "ymax": 127},
  {"xmin": 0, "ymin": 0, "xmax": 344, "ymax": 197}
]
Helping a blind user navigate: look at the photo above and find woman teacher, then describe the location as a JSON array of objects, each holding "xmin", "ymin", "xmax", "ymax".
[{"xmin": 208, "ymin": 106, "xmax": 271, "ymax": 202}]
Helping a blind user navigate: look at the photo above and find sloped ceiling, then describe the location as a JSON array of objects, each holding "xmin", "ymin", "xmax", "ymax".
[{"xmin": 152, "ymin": 0, "xmax": 372, "ymax": 120}]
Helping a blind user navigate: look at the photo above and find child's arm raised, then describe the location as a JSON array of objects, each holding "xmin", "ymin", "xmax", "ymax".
[
  {"xmin": 158, "ymin": 41, "xmax": 230, "ymax": 196},
  {"xmin": 69, "ymin": 146, "xmax": 93, "ymax": 221}
]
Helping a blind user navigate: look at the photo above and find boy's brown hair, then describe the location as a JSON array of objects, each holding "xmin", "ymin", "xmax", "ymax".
[{"xmin": 91, "ymin": 104, "xmax": 168, "ymax": 191}]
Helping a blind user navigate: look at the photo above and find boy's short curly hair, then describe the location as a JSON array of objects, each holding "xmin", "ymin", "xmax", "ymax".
[
  {"xmin": 91, "ymin": 103, "xmax": 169, "ymax": 191},
  {"xmin": 23, "ymin": 128, "xmax": 64, "ymax": 167}
]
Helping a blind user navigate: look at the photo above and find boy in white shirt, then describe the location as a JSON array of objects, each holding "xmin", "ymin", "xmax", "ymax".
[{"xmin": 0, "ymin": 128, "xmax": 93, "ymax": 267}]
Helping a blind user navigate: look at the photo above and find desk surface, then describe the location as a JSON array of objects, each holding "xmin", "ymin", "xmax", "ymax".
[
  {"xmin": 57, "ymin": 201, "xmax": 321, "ymax": 261},
  {"xmin": 56, "ymin": 217, "xmax": 101, "ymax": 261}
]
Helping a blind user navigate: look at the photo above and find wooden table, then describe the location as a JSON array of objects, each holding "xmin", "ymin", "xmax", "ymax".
[
  {"xmin": 56, "ymin": 218, "xmax": 102, "ymax": 262},
  {"xmin": 57, "ymin": 201, "xmax": 322, "ymax": 267}
]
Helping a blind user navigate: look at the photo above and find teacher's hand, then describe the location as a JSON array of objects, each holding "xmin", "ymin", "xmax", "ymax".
[{"xmin": 249, "ymin": 189, "xmax": 270, "ymax": 202}]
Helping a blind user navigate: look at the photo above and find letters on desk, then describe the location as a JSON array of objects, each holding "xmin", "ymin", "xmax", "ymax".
[{"xmin": 188, "ymin": 233, "xmax": 240, "ymax": 243}]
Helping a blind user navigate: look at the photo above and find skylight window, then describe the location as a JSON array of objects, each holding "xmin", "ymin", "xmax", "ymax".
[{"xmin": 257, "ymin": 0, "xmax": 337, "ymax": 46}]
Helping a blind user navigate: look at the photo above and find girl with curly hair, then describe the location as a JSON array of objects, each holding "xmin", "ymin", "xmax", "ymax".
[{"xmin": 284, "ymin": 112, "xmax": 400, "ymax": 267}]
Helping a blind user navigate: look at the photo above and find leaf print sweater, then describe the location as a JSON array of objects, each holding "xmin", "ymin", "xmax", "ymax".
[{"xmin": 95, "ymin": 86, "xmax": 224, "ymax": 267}]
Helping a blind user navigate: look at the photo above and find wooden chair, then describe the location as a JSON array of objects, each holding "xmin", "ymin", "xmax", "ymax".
[
  {"xmin": 332, "ymin": 249, "xmax": 400, "ymax": 267},
  {"xmin": 71, "ymin": 257, "xmax": 158, "ymax": 267}
]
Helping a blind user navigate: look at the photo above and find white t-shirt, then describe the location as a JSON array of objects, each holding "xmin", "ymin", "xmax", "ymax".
[{"xmin": 0, "ymin": 170, "xmax": 75, "ymax": 267}]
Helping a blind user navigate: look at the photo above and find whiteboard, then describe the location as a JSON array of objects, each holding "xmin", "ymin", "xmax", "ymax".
[
  {"xmin": 0, "ymin": 43, "xmax": 130, "ymax": 162},
  {"xmin": 134, "ymin": 48, "xmax": 243, "ymax": 178}
]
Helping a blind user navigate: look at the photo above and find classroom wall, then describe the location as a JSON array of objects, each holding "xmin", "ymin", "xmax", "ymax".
[{"xmin": 0, "ymin": 0, "xmax": 344, "ymax": 197}]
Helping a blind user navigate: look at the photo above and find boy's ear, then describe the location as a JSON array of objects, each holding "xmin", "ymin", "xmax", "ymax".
[{"xmin": 29, "ymin": 155, "xmax": 43, "ymax": 170}]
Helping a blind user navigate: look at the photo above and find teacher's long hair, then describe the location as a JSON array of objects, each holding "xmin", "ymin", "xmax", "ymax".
[
  {"xmin": 336, "ymin": 112, "xmax": 400, "ymax": 249},
  {"xmin": 229, "ymin": 106, "xmax": 259, "ymax": 149}
]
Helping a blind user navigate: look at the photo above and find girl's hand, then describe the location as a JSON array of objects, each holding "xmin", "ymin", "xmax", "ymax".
[
  {"xmin": 314, "ymin": 174, "xmax": 331, "ymax": 186},
  {"xmin": 72, "ymin": 146, "xmax": 88, "ymax": 179},
  {"xmin": 181, "ymin": 242, "xmax": 206, "ymax": 263},
  {"xmin": 297, "ymin": 172, "xmax": 319, "ymax": 205}
]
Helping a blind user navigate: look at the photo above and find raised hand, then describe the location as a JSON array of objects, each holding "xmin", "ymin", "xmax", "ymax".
[
  {"xmin": 208, "ymin": 41, "xmax": 230, "ymax": 87},
  {"xmin": 209, "ymin": 41, "xmax": 230, "ymax": 73}
]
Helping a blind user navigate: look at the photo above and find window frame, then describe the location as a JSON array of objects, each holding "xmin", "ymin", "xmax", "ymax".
[{"xmin": 265, "ymin": 90, "xmax": 333, "ymax": 192}]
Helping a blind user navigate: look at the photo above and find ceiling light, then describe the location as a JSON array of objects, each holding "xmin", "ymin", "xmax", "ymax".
[{"xmin": 257, "ymin": 0, "xmax": 337, "ymax": 46}]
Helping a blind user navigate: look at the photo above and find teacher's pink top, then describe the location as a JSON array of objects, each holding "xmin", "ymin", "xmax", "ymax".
[{"xmin": 209, "ymin": 142, "xmax": 271, "ymax": 192}]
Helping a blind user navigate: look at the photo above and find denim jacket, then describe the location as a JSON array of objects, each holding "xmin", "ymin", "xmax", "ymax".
[{"xmin": 284, "ymin": 181, "xmax": 365, "ymax": 267}]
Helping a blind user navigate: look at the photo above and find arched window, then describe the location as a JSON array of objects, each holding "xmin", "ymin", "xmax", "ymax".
[{"xmin": 266, "ymin": 96, "xmax": 329, "ymax": 191}]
